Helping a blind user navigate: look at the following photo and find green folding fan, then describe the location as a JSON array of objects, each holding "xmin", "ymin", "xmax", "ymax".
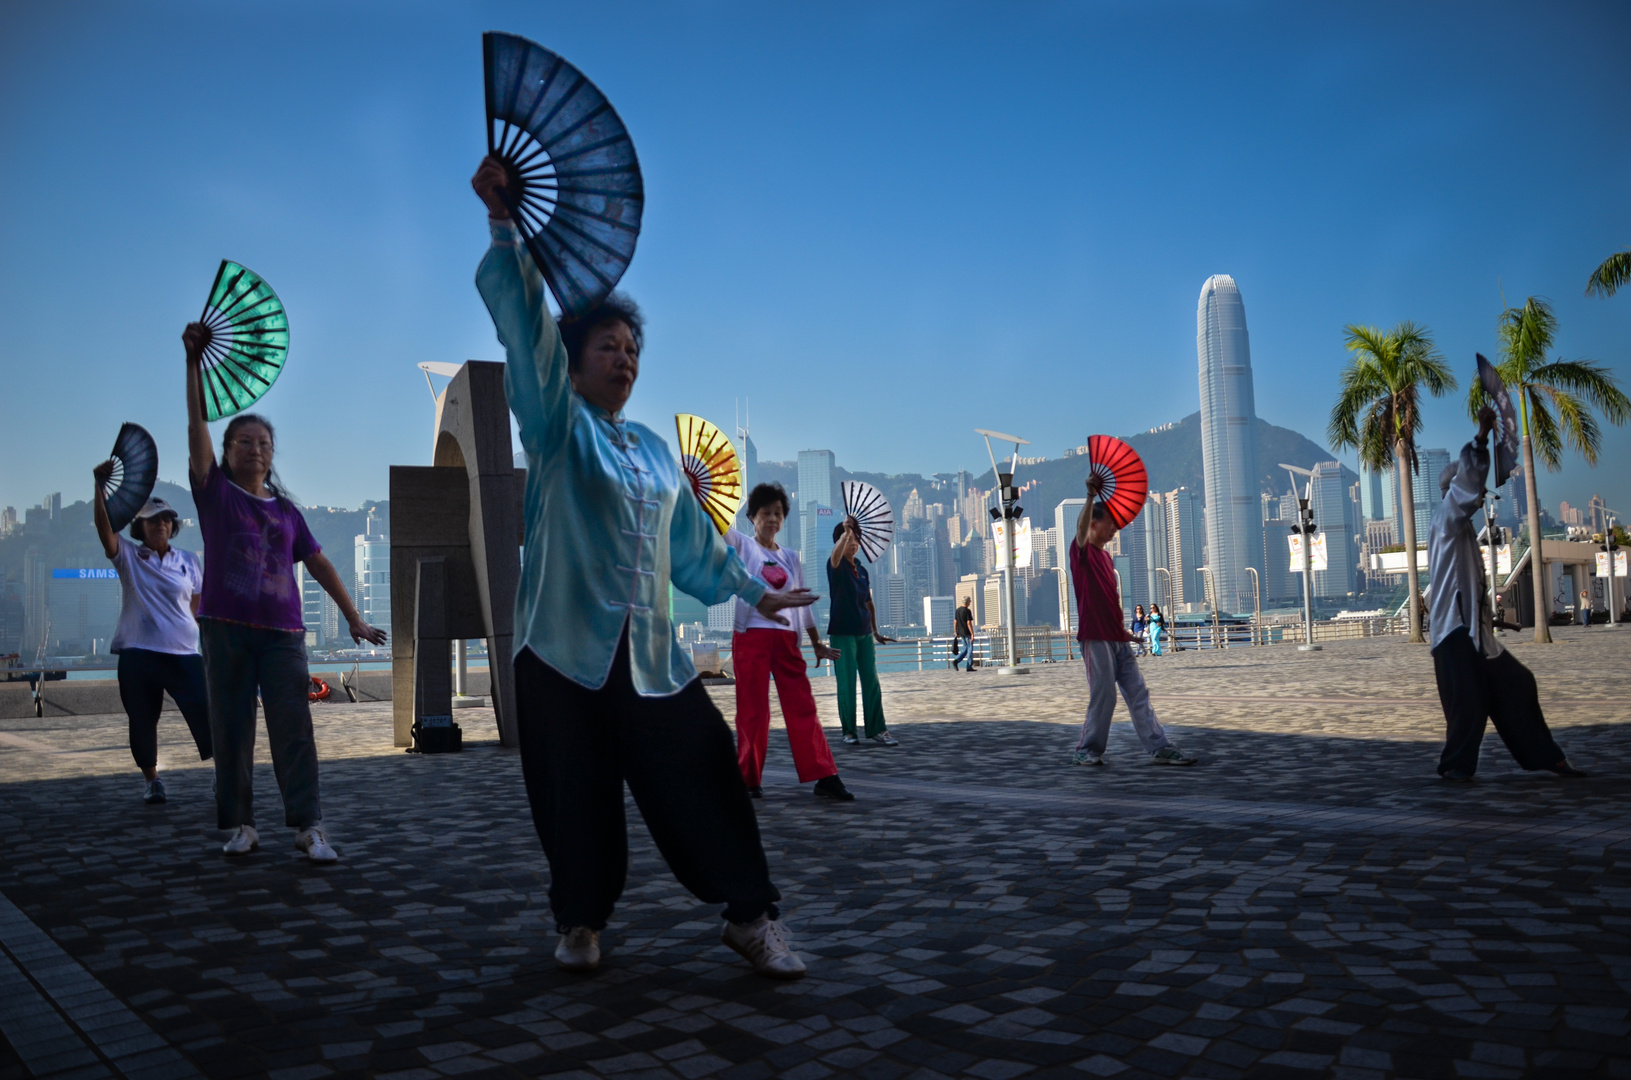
[{"xmin": 195, "ymin": 260, "xmax": 289, "ymax": 421}]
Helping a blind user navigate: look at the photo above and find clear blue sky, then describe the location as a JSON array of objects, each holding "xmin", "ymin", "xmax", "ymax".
[{"xmin": 3, "ymin": 1, "xmax": 1628, "ymax": 519}]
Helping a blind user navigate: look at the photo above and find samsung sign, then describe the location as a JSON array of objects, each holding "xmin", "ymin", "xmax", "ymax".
[{"xmin": 53, "ymin": 569, "xmax": 119, "ymax": 579}]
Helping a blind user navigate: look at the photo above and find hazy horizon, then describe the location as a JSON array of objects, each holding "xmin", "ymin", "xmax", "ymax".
[{"xmin": 3, "ymin": 2, "xmax": 1628, "ymax": 518}]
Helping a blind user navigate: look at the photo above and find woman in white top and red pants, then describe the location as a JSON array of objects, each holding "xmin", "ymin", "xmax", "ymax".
[{"xmin": 726, "ymin": 483, "xmax": 854, "ymax": 802}]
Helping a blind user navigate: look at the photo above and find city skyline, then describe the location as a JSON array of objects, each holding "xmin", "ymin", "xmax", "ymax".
[{"xmin": 2, "ymin": 4, "xmax": 1627, "ymax": 518}]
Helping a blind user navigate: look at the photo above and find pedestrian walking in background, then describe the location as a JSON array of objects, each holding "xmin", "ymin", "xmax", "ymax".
[
  {"xmin": 1429, "ymin": 407, "xmax": 1585, "ymax": 782},
  {"xmin": 1069, "ymin": 501, "xmax": 1195, "ymax": 767},
  {"xmin": 1147, "ymin": 603, "xmax": 1165, "ymax": 657},
  {"xmin": 952, "ymin": 595, "xmax": 976, "ymax": 671},
  {"xmin": 726, "ymin": 483, "xmax": 854, "ymax": 802},
  {"xmin": 1579, "ymin": 589, "xmax": 1592, "ymax": 628},
  {"xmin": 472, "ymin": 156, "xmax": 813, "ymax": 979},
  {"xmin": 827, "ymin": 517, "xmax": 898, "ymax": 747},
  {"xmin": 1131, "ymin": 604, "xmax": 1148, "ymax": 656},
  {"xmin": 184, "ymin": 333, "xmax": 387, "ymax": 864},
  {"xmin": 91, "ymin": 468, "xmax": 211, "ymax": 807}
]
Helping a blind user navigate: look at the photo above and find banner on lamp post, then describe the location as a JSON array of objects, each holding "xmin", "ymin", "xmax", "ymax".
[
  {"xmin": 992, "ymin": 518, "xmax": 1033, "ymax": 569},
  {"xmin": 1288, "ymin": 532, "xmax": 1329, "ymax": 572}
]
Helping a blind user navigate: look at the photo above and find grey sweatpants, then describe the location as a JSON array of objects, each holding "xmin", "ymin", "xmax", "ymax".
[
  {"xmin": 1073, "ymin": 640, "xmax": 1172, "ymax": 756},
  {"xmin": 199, "ymin": 619, "xmax": 322, "ymax": 830}
]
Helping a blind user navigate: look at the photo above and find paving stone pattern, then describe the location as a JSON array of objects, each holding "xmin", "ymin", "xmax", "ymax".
[{"xmin": 2, "ymin": 628, "xmax": 1629, "ymax": 1079}]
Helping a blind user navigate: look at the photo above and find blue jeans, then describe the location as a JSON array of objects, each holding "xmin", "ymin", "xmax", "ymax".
[{"xmin": 951, "ymin": 636, "xmax": 973, "ymax": 669}]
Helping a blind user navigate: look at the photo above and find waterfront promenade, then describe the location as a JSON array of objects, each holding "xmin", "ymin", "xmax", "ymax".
[{"xmin": 2, "ymin": 629, "xmax": 1628, "ymax": 1079}]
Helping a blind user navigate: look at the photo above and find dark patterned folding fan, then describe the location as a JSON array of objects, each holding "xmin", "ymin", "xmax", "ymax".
[
  {"xmin": 1477, "ymin": 354, "xmax": 1521, "ymax": 484},
  {"xmin": 195, "ymin": 260, "xmax": 289, "ymax": 422},
  {"xmin": 103, "ymin": 423, "xmax": 158, "ymax": 532},
  {"xmin": 484, "ymin": 31, "xmax": 644, "ymax": 318},
  {"xmin": 1084, "ymin": 435, "xmax": 1148, "ymax": 529},
  {"xmin": 840, "ymin": 481, "xmax": 894, "ymax": 563},
  {"xmin": 675, "ymin": 414, "xmax": 742, "ymax": 535}
]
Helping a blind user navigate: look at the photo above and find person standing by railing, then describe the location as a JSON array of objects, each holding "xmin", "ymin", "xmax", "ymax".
[
  {"xmin": 1069, "ymin": 502, "xmax": 1195, "ymax": 767},
  {"xmin": 91, "ymin": 470, "xmax": 211, "ymax": 807},
  {"xmin": 951, "ymin": 595, "xmax": 976, "ymax": 671},
  {"xmin": 1130, "ymin": 604, "xmax": 1148, "ymax": 656},
  {"xmin": 827, "ymin": 517, "xmax": 897, "ymax": 747},
  {"xmin": 1146, "ymin": 603, "xmax": 1165, "ymax": 657}
]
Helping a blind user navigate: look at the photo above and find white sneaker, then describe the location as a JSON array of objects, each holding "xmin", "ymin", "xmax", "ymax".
[
  {"xmin": 722, "ymin": 915, "xmax": 806, "ymax": 979},
  {"xmin": 554, "ymin": 927, "xmax": 600, "ymax": 972},
  {"xmin": 295, "ymin": 826, "xmax": 338, "ymax": 864},
  {"xmin": 222, "ymin": 825, "xmax": 259, "ymax": 856}
]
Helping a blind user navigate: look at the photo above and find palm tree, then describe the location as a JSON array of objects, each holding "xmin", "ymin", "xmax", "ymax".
[
  {"xmin": 1586, "ymin": 248, "xmax": 1631, "ymax": 297},
  {"xmin": 1329, "ymin": 322, "xmax": 1456, "ymax": 643},
  {"xmin": 1472, "ymin": 297, "xmax": 1630, "ymax": 643}
]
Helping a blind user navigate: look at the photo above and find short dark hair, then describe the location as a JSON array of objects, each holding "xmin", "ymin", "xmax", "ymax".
[
  {"xmin": 832, "ymin": 517, "xmax": 861, "ymax": 543},
  {"xmin": 746, "ymin": 482, "xmax": 789, "ymax": 519},
  {"xmin": 1091, "ymin": 502, "xmax": 1111, "ymax": 522},
  {"xmin": 558, "ymin": 292, "xmax": 644, "ymax": 372}
]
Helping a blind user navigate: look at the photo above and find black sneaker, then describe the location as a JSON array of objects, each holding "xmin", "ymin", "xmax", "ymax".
[
  {"xmin": 143, "ymin": 777, "xmax": 166, "ymax": 804},
  {"xmin": 1547, "ymin": 761, "xmax": 1589, "ymax": 778},
  {"xmin": 1440, "ymin": 769, "xmax": 1475, "ymax": 782},
  {"xmin": 747, "ymin": 785, "xmax": 764, "ymax": 799},
  {"xmin": 814, "ymin": 776, "xmax": 855, "ymax": 801}
]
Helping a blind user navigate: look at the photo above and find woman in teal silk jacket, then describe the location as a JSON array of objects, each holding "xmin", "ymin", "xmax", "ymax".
[{"xmin": 471, "ymin": 156, "xmax": 815, "ymax": 980}]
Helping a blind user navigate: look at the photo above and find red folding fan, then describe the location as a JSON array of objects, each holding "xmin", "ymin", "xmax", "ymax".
[{"xmin": 1084, "ymin": 435, "xmax": 1148, "ymax": 529}]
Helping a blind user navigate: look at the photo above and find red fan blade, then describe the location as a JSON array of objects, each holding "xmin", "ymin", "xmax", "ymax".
[{"xmin": 1085, "ymin": 435, "xmax": 1148, "ymax": 529}]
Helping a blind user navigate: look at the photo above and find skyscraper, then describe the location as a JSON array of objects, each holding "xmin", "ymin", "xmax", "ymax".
[
  {"xmin": 1308, "ymin": 461, "xmax": 1360, "ymax": 598},
  {"xmin": 1164, "ymin": 488, "xmax": 1205, "ymax": 608},
  {"xmin": 1196, "ymin": 274, "xmax": 1262, "ymax": 614},
  {"xmin": 732, "ymin": 427, "xmax": 758, "ymax": 531},
  {"xmin": 796, "ymin": 450, "xmax": 837, "ymax": 625}
]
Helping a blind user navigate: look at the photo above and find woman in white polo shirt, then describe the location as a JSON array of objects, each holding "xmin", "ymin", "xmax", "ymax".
[{"xmin": 92, "ymin": 462, "xmax": 213, "ymax": 805}]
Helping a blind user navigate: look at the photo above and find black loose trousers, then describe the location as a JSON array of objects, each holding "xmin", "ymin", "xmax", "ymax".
[
  {"xmin": 1432, "ymin": 627, "xmax": 1566, "ymax": 776},
  {"xmin": 514, "ymin": 637, "xmax": 781, "ymax": 933}
]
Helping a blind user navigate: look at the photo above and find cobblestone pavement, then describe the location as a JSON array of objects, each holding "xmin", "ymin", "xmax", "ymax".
[{"xmin": 2, "ymin": 628, "xmax": 1628, "ymax": 1080}]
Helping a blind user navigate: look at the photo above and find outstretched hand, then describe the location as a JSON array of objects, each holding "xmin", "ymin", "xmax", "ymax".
[
  {"xmin": 348, "ymin": 613, "xmax": 388, "ymax": 647},
  {"xmin": 755, "ymin": 588, "xmax": 816, "ymax": 627},
  {"xmin": 472, "ymin": 156, "xmax": 512, "ymax": 220}
]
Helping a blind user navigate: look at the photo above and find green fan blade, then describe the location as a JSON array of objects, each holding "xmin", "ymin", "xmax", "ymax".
[{"xmin": 196, "ymin": 259, "xmax": 290, "ymax": 422}]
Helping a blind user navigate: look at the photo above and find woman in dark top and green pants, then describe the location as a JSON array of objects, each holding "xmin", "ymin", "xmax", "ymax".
[{"xmin": 826, "ymin": 518, "xmax": 897, "ymax": 747}]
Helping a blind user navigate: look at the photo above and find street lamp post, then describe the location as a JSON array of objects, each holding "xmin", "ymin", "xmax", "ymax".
[
  {"xmin": 1604, "ymin": 510, "xmax": 1623, "ymax": 629},
  {"xmin": 1245, "ymin": 567, "xmax": 1260, "ymax": 646},
  {"xmin": 976, "ymin": 428, "xmax": 1031, "ymax": 675},
  {"xmin": 1196, "ymin": 566, "xmax": 1221, "ymax": 649},
  {"xmin": 1281, "ymin": 464, "xmax": 1322, "ymax": 653}
]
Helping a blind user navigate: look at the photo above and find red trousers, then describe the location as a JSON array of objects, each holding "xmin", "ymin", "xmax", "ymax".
[{"xmin": 731, "ymin": 629, "xmax": 838, "ymax": 786}]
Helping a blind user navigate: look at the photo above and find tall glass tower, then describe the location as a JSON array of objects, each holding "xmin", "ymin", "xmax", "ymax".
[{"xmin": 1196, "ymin": 274, "xmax": 1262, "ymax": 614}]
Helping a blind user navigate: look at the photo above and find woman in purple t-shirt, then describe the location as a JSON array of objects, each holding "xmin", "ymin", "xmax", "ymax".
[{"xmin": 183, "ymin": 323, "xmax": 387, "ymax": 864}]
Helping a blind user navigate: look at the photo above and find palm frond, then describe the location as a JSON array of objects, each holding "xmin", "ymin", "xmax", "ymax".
[
  {"xmin": 1498, "ymin": 297, "xmax": 1557, "ymax": 380},
  {"xmin": 1535, "ymin": 383, "xmax": 1604, "ymax": 466},
  {"xmin": 1525, "ymin": 385, "xmax": 1564, "ymax": 471},
  {"xmin": 1586, "ymin": 249, "xmax": 1631, "ymax": 298},
  {"xmin": 1527, "ymin": 359, "xmax": 1631, "ymax": 425}
]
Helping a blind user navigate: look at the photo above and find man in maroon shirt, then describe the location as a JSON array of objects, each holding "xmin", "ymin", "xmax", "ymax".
[{"xmin": 1069, "ymin": 501, "xmax": 1196, "ymax": 767}]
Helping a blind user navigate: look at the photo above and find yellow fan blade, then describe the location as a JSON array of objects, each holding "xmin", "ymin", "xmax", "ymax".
[{"xmin": 675, "ymin": 414, "xmax": 743, "ymax": 535}]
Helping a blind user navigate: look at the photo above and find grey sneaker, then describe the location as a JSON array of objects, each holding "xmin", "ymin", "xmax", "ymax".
[
  {"xmin": 722, "ymin": 915, "xmax": 806, "ymax": 979},
  {"xmin": 841, "ymin": 734, "xmax": 860, "ymax": 746},
  {"xmin": 554, "ymin": 927, "xmax": 600, "ymax": 972},
  {"xmin": 295, "ymin": 826, "xmax": 338, "ymax": 864},
  {"xmin": 1071, "ymin": 750, "xmax": 1104, "ymax": 766},
  {"xmin": 222, "ymin": 825, "xmax": 259, "ymax": 856},
  {"xmin": 867, "ymin": 731, "xmax": 899, "ymax": 747},
  {"xmin": 143, "ymin": 777, "xmax": 167, "ymax": 804},
  {"xmin": 1150, "ymin": 746, "xmax": 1197, "ymax": 766}
]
